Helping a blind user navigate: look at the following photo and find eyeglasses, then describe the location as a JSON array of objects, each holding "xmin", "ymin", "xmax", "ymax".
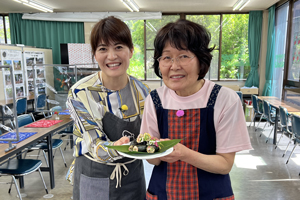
[{"xmin": 157, "ymin": 54, "xmax": 195, "ymax": 66}]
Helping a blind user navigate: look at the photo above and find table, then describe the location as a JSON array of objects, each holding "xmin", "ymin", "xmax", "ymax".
[
  {"xmin": 289, "ymin": 112, "xmax": 300, "ymax": 116},
  {"xmin": 257, "ymin": 96, "xmax": 300, "ymax": 144},
  {"xmin": 0, "ymin": 94, "xmax": 35, "ymax": 124},
  {"xmin": 0, "ymin": 114, "xmax": 73, "ymax": 189}
]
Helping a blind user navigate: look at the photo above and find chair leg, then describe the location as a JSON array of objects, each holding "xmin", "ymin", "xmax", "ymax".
[
  {"xmin": 64, "ymin": 139, "xmax": 70, "ymax": 151},
  {"xmin": 259, "ymin": 121, "xmax": 268, "ymax": 137},
  {"xmin": 255, "ymin": 115, "xmax": 263, "ymax": 131},
  {"xmin": 11, "ymin": 175, "xmax": 22, "ymax": 200},
  {"xmin": 42, "ymin": 150, "xmax": 49, "ymax": 167},
  {"xmin": 36, "ymin": 149, "xmax": 41, "ymax": 160},
  {"xmin": 283, "ymin": 138, "xmax": 293, "ymax": 157},
  {"xmin": 8, "ymin": 177, "xmax": 13, "ymax": 193},
  {"xmin": 266, "ymin": 126, "xmax": 274, "ymax": 143},
  {"xmin": 275, "ymin": 131, "xmax": 285, "ymax": 149},
  {"xmin": 37, "ymin": 168, "xmax": 48, "ymax": 194},
  {"xmin": 59, "ymin": 147, "xmax": 67, "ymax": 168},
  {"xmin": 286, "ymin": 144, "xmax": 297, "ymax": 164}
]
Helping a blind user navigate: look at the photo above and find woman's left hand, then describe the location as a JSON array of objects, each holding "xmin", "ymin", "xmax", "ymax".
[
  {"xmin": 114, "ymin": 136, "xmax": 130, "ymax": 146},
  {"xmin": 160, "ymin": 143, "xmax": 187, "ymax": 163}
]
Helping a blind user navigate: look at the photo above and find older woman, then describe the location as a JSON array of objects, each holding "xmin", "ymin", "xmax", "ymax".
[
  {"xmin": 67, "ymin": 16, "xmax": 150, "ymax": 200},
  {"xmin": 140, "ymin": 19, "xmax": 252, "ymax": 199}
]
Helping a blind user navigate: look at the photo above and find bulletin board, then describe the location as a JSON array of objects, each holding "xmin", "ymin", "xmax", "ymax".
[{"xmin": 0, "ymin": 45, "xmax": 53, "ymax": 101}]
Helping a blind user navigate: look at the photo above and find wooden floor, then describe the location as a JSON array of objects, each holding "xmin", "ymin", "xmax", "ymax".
[{"xmin": 1, "ymin": 122, "xmax": 300, "ymax": 200}]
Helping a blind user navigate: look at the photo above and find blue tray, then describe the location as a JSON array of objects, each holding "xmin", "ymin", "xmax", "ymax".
[{"xmin": 0, "ymin": 132, "xmax": 38, "ymax": 144}]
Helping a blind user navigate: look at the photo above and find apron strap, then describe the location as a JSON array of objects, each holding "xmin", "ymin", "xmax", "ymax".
[
  {"xmin": 83, "ymin": 153, "xmax": 136, "ymax": 188},
  {"xmin": 206, "ymin": 84, "xmax": 222, "ymax": 108},
  {"xmin": 150, "ymin": 89, "xmax": 163, "ymax": 110}
]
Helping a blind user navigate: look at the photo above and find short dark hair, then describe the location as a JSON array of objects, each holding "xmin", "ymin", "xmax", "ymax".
[
  {"xmin": 90, "ymin": 16, "xmax": 133, "ymax": 61},
  {"xmin": 153, "ymin": 19, "xmax": 215, "ymax": 80}
]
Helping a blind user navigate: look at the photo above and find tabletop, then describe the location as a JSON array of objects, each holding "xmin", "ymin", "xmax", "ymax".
[
  {"xmin": 257, "ymin": 96, "xmax": 300, "ymax": 112},
  {"xmin": 0, "ymin": 114, "xmax": 72, "ymax": 162}
]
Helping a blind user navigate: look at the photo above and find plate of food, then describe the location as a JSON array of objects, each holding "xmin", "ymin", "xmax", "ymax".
[{"xmin": 105, "ymin": 133, "xmax": 181, "ymax": 160}]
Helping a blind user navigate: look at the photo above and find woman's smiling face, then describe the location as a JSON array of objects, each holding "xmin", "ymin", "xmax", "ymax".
[
  {"xmin": 159, "ymin": 42, "xmax": 202, "ymax": 97},
  {"xmin": 95, "ymin": 41, "xmax": 133, "ymax": 79}
]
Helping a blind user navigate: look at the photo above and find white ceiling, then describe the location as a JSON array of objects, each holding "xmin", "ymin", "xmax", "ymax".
[{"xmin": 0, "ymin": 0, "xmax": 280, "ymax": 13}]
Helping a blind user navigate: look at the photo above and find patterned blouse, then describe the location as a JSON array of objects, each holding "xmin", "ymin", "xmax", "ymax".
[{"xmin": 67, "ymin": 72, "xmax": 150, "ymax": 163}]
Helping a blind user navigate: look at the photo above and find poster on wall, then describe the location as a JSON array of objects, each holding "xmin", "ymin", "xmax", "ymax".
[
  {"xmin": 0, "ymin": 49, "xmax": 26, "ymax": 100},
  {"xmin": 24, "ymin": 51, "xmax": 45, "ymax": 96}
]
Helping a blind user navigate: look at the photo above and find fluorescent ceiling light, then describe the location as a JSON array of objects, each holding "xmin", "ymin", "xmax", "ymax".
[
  {"xmin": 233, "ymin": 0, "xmax": 250, "ymax": 11},
  {"xmin": 121, "ymin": 0, "xmax": 139, "ymax": 12},
  {"xmin": 13, "ymin": 0, "xmax": 53, "ymax": 12}
]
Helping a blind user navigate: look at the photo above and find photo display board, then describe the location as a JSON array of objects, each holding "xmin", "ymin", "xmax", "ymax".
[
  {"xmin": 1, "ymin": 49, "xmax": 25, "ymax": 99},
  {"xmin": 24, "ymin": 51, "xmax": 45, "ymax": 96}
]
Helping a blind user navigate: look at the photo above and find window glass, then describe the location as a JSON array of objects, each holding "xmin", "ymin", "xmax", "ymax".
[
  {"xmin": 288, "ymin": 0, "xmax": 300, "ymax": 82},
  {"xmin": 0, "ymin": 16, "xmax": 5, "ymax": 44},
  {"xmin": 187, "ymin": 15, "xmax": 220, "ymax": 80},
  {"xmin": 5, "ymin": 16, "xmax": 11, "ymax": 44},
  {"xmin": 272, "ymin": 3, "xmax": 289, "ymax": 98},
  {"xmin": 221, "ymin": 14, "xmax": 249, "ymax": 80},
  {"xmin": 145, "ymin": 15, "xmax": 180, "ymax": 80},
  {"xmin": 125, "ymin": 20, "xmax": 144, "ymax": 79}
]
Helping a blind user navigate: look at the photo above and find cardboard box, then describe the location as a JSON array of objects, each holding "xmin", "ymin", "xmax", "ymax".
[
  {"xmin": 222, "ymin": 85, "xmax": 240, "ymax": 91},
  {"xmin": 240, "ymin": 88, "xmax": 258, "ymax": 94}
]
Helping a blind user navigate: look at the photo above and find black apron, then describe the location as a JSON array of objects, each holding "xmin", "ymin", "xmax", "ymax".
[{"xmin": 73, "ymin": 112, "xmax": 146, "ymax": 200}]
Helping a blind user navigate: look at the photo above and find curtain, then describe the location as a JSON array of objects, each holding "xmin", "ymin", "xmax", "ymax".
[
  {"xmin": 262, "ymin": 6, "xmax": 276, "ymax": 96},
  {"xmin": 9, "ymin": 13, "xmax": 84, "ymax": 64},
  {"xmin": 245, "ymin": 11, "xmax": 263, "ymax": 87}
]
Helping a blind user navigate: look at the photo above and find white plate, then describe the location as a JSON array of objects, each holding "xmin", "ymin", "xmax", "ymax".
[{"xmin": 117, "ymin": 147, "xmax": 173, "ymax": 160}]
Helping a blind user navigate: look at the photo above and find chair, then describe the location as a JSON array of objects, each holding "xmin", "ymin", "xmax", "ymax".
[
  {"xmin": 50, "ymin": 106, "xmax": 73, "ymax": 151},
  {"xmin": 32, "ymin": 94, "xmax": 48, "ymax": 120},
  {"xmin": 16, "ymin": 97, "xmax": 27, "ymax": 115},
  {"xmin": 258, "ymin": 100, "xmax": 276, "ymax": 143},
  {"xmin": 236, "ymin": 91, "xmax": 243, "ymax": 105},
  {"xmin": 0, "ymin": 158, "xmax": 48, "ymax": 200},
  {"xmin": 275, "ymin": 106, "xmax": 292, "ymax": 150},
  {"xmin": 249, "ymin": 95, "xmax": 263, "ymax": 128},
  {"xmin": 15, "ymin": 114, "xmax": 67, "ymax": 168},
  {"xmin": 0, "ymin": 130, "xmax": 48, "ymax": 200},
  {"xmin": 2, "ymin": 97, "xmax": 27, "ymax": 128},
  {"xmin": 285, "ymin": 114, "xmax": 300, "ymax": 165}
]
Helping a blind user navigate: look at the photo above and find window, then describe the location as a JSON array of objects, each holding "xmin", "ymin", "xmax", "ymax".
[
  {"xmin": 186, "ymin": 15, "xmax": 220, "ymax": 80},
  {"xmin": 129, "ymin": 14, "xmax": 249, "ymax": 81},
  {"xmin": 272, "ymin": 3, "xmax": 289, "ymax": 99},
  {"xmin": 221, "ymin": 14, "xmax": 249, "ymax": 80},
  {"xmin": 145, "ymin": 15, "xmax": 180, "ymax": 80},
  {"xmin": 287, "ymin": 0, "xmax": 300, "ymax": 84},
  {"xmin": 125, "ymin": 20, "xmax": 144, "ymax": 79},
  {"xmin": 0, "ymin": 15, "xmax": 11, "ymax": 44}
]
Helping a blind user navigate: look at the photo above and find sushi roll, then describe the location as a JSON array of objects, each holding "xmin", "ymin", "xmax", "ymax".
[
  {"xmin": 128, "ymin": 145, "xmax": 134, "ymax": 152},
  {"xmin": 146, "ymin": 145, "xmax": 159, "ymax": 153},
  {"xmin": 143, "ymin": 133, "xmax": 151, "ymax": 142},
  {"xmin": 136, "ymin": 134, "xmax": 144, "ymax": 143},
  {"xmin": 132, "ymin": 145, "xmax": 147, "ymax": 152}
]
